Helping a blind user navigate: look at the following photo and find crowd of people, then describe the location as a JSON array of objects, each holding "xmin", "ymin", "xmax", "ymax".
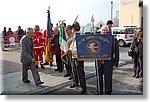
[
  {"xmin": 2, "ymin": 26, "xmax": 25, "ymax": 46},
  {"xmin": 18, "ymin": 20, "xmax": 119, "ymax": 95},
  {"xmin": 3, "ymin": 19, "xmax": 143, "ymax": 95}
]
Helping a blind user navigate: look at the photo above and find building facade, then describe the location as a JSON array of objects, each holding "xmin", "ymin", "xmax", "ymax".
[{"xmin": 119, "ymin": 0, "xmax": 143, "ymax": 27}]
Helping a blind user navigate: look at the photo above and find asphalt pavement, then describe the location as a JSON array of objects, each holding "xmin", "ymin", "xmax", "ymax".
[
  {"xmin": 0, "ymin": 46, "xmax": 143, "ymax": 95},
  {"xmin": 46, "ymin": 63, "xmax": 143, "ymax": 95}
]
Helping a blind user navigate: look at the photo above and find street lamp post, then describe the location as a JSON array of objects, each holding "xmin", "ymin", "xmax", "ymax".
[
  {"xmin": 91, "ymin": 15, "xmax": 95, "ymax": 33},
  {"xmin": 111, "ymin": 1, "xmax": 113, "ymax": 21}
]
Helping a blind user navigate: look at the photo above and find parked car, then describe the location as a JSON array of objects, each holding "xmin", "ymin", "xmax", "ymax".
[
  {"xmin": 111, "ymin": 27, "xmax": 136, "ymax": 47},
  {"xmin": 80, "ymin": 26, "xmax": 99, "ymax": 34}
]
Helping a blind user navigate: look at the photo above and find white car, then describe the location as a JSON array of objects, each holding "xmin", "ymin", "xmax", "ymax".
[
  {"xmin": 111, "ymin": 27, "xmax": 135, "ymax": 47},
  {"xmin": 80, "ymin": 26, "xmax": 99, "ymax": 34}
]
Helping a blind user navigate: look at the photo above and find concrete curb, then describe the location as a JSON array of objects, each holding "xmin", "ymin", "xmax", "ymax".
[
  {"xmin": 25, "ymin": 60, "xmax": 132, "ymax": 95},
  {"xmin": 24, "ymin": 72, "xmax": 96, "ymax": 95},
  {"xmin": 118, "ymin": 60, "xmax": 132, "ymax": 67}
]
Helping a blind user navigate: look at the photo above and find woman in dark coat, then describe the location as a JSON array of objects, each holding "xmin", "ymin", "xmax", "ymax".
[{"xmin": 129, "ymin": 28, "xmax": 143, "ymax": 81}]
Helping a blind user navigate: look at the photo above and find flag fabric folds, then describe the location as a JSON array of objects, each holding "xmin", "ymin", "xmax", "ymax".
[
  {"xmin": 59, "ymin": 24, "xmax": 68, "ymax": 64},
  {"xmin": 45, "ymin": 9, "xmax": 52, "ymax": 63}
]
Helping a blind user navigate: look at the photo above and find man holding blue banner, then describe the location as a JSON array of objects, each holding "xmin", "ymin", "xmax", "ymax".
[
  {"xmin": 75, "ymin": 24, "xmax": 119, "ymax": 95},
  {"xmin": 95, "ymin": 26, "xmax": 119, "ymax": 95}
]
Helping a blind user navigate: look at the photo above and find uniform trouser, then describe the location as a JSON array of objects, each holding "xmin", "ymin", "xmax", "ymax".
[
  {"xmin": 72, "ymin": 59, "xmax": 86, "ymax": 91},
  {"xmin": 55, "ymin": 54, "xmax": 63, "ymax": 71},
  {"xmin": 34, "ymin": 49, "xmax": 43, "ymax": 63},
  {"xmin": 64, "ymin": 56, "xmax": 72, "ymax": 75},
  {"xmin": 22, "ymin": 62, "xmax": 41, "ymax": 84},
  {"xmin": 96, "ymin": 61, "xmax": 113, "ymax": 95}
]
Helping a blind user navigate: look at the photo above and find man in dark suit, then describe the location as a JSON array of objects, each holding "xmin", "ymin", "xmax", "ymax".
[
  {"xmin": 53, "ymin": 27, "xmax": 63, "ymax": 73},
  {"xmin": 20, "ymin": 27, "xmax": 44, "ymax": 86},
  {"xmin": 95, "ymin": 26, "xmax": 119, "ymax": 95}
]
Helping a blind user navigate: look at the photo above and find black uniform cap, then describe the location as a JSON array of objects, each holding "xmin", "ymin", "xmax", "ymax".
[
  {"xmin": 72, "ymin": 22, "xmax": 80, "ymax": 28},
  {"xmin": 72, "ymin": 22, "xmax": 80, "ymax": 31}
]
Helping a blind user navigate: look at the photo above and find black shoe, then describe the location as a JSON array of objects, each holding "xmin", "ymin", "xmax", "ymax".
[
  {"xmin": 70, "ymin": 83, "xmax": 79, "ymax": 88},
  {"xmin": 41, "ymin": 64, "xmax": 45, "ymax": 69},
  {"xmin": 132, "ymin": 74, "xmax": 136, "ymax": 77},
  {"xmin": 36, "ymin": 65, "xmax": 39, "ymax": 68},
  {"xmin": 64, "ymin": 74, "xmax": 71, "ymax": 77},
  {"xmin": 43, "ymin": 62, "xmax": 49, "ymax": 65},
  {"xmin": 50, "ymin": 62, "xmax": 53, "ymax": 66},
  {"xmin": 136, "ymin": 75, "xmax": 140, "ymax": 78},
  {"xmin": 55, "ymin": 69, "xmax": 59, "ymax": 71},
  {"xmin": 68, "ymin": 76, "xmax": 73, "ymax": 80},
  {"xmin": 23, "ymin": 80, "xmax": 31, "ymax": 83},
  {"xmin": 59, "ymin": 70, "xmax": 63, "ymax": 73},
  {"xmin": 81, "ymin": 90, "xmax": 87, "ymax": 94},
  {"xmin": 95, "ymin": 92, "xmax": 99, "ymax": 95},
  {"xmin": 105, "ymin": 91, "xmax": 111, "ymax": 95},
  {"xmin": 36, "ymin": 82, "xmax": 44, "ymax": 86}
]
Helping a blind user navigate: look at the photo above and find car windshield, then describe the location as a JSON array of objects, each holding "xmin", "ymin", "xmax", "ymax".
[
  {"xmin": 113, "ymin": 28, "xmax": 135, "ymax": 34},
  {"xmin": 81, "ymin": 27, "xmax": 99, "ymax": 34},
  {"xmin": 113, "ymin": 29, "xmax": 125, "ymax": 34},
  {"xmin": 127, "ymin": 28, "xmax": 135, "ymax": 34}
]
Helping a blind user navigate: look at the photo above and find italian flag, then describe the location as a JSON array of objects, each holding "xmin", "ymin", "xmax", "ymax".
[{"xmin": 59, "ymin": 26, "xmax": 68, "ymax": 64}]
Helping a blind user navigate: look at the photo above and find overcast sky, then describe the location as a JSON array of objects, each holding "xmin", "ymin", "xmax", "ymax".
[{"xmin": 0, "ymin": 0, "xmax": 119, "ymax": 31}]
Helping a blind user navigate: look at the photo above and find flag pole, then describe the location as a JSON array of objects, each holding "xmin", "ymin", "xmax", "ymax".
[
  {"xmin": 73, "ymin": 15, "xmax": 79, "ymax": 24},
  {"xmin": 46, "ymin": 5, "xmax": 52, "ymax": 72}
]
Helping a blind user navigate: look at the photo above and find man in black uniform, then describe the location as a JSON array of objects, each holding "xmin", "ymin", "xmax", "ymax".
[{"xmin": 67, "ymin": 22, "xmax": 87, "ymax": 94}]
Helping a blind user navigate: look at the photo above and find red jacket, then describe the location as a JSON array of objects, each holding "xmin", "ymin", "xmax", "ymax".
[
  {"xmin": 7, "ymin": 31, "xmax": 13, "ymax": 36},
  {"xmin": 33, "ymin": 32, "xmax": 44, "ymax": 50}
]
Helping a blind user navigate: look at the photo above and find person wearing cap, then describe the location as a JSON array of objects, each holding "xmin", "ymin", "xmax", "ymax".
[
  {"xmin": 106, "ymin": 20, "xmax": 113, "ymax": 34},
  {"xmin": 63, "ymin": 25, "xmax": 74, "ymax": 78},
  {"xmin": 67, "ymin": 22, "xmax": 87, "ymax": 94}
]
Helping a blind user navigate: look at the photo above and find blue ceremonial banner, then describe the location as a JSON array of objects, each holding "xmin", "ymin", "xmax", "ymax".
[
  {"xmin": 76, "ymin": 33, "xmax": 112, "ymax": 60},
  {"xmin": 47, "ymin": 9, "xmax": 52, "ymax": 38}
]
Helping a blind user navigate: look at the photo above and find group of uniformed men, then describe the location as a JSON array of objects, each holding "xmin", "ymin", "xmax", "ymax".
[{"xmin": 20, "ymin": 20, "xmax": 119, "ymax": 95}]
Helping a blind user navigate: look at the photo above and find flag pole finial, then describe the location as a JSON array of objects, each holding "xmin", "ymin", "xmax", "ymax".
[
  {"xmin": 59, "ymin": 20, "xmax": 66, "ymax": 28},
  {"xmin": 48, "ymin": 5, "xmax": 50, "ymax": 10}
]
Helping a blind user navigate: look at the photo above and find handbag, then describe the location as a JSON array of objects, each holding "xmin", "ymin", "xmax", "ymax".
[
  {"xmin": 133, "ymin": 44, "xmax": 139, "ymax": 54},
  {"xmin": 128, "ymin": 44, "xmax": 139, "ymax": 57},
  {"xmin": 128, "ymin": 49, "xmax": 133, "ymax": 57}
]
